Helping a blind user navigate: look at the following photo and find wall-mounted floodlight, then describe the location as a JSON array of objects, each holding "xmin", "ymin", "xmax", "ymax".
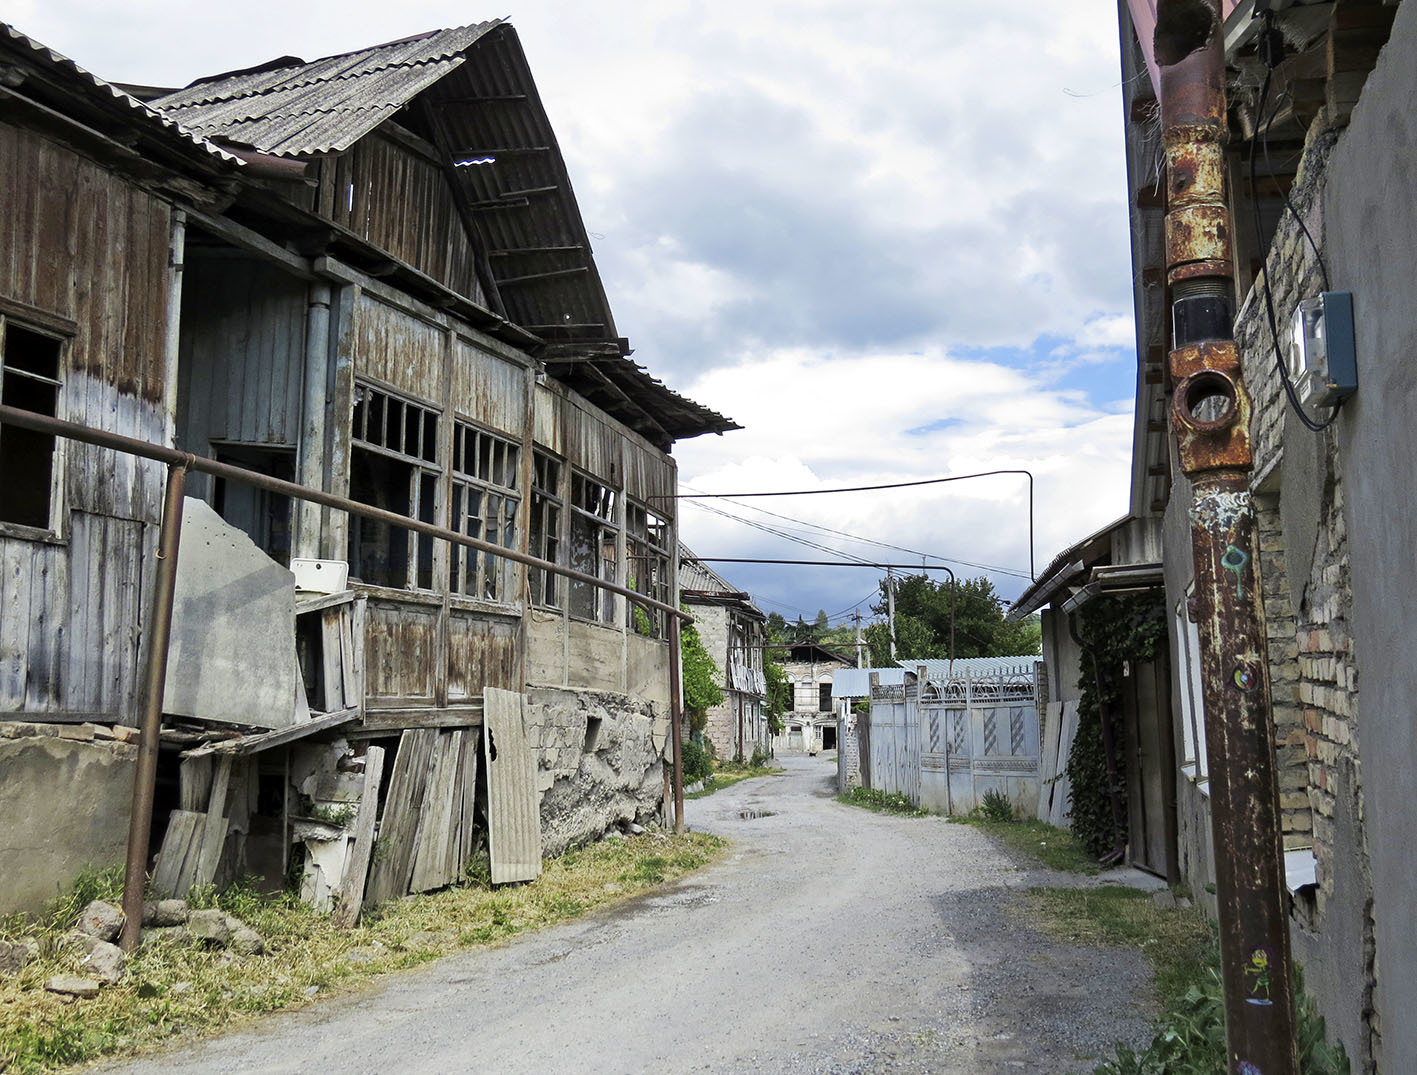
[{"xmin": 1288, "ymin": 290, "xmax": 1358, "ymax": 409}]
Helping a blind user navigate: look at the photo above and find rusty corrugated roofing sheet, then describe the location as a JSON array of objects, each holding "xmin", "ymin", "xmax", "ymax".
[
  {"xmin": 0, "ymin": 22, "xmax": 244, "ymax": 168},
  {"xmin": 153, "ymin": 23, "xmax": 498, "ymax": 155}
]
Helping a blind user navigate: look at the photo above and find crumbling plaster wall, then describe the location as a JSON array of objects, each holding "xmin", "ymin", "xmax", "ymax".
[
  {"xmin": 0, "ymin": 733, "xmax": 136, "ymax": 916},
  {"xmin": 1235, "ymin": 104, "xmax": 1375, "ymax": 1070},
  {"xmin": 525, "ymin": 687, "xmax": 669, "ymax": 856},
  {"xmin": 1319, "ymin": 4, "xmax": 1417, "ymax": 1066}
]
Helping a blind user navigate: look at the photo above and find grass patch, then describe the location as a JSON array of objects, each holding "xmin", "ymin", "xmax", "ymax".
[
  {"xmin": 952, "ymin": 818, "xmax": 1100, "ymax": 875},
  {"xmin": 0, "ymin": 832, "xmax": 726, "ymax": 1073},
  {"xmin": 836, "ymin": 786, "xmax": 929, "ymax": 816},
  {"xmin": 1026, "ymin": 886, "xmax": 1351, "ymax": 1074},
  {"xmin": 685, "ymin": 765, "xmax": 781, "ymax": 800},
  {"xmin": 1023, "ymin": 886, "xmax": 1212, "ymax": 1008}
]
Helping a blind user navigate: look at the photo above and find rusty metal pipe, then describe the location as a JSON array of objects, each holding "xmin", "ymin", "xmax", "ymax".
[
  {"xmin": 668, "ymin": 615, "xmax": 686, "ymax": 833},
  {"xmin": 0, "ymin": 404, "xmax": 690, "ymax": 625},
  {"xmin": 1156, "ymin": 1, "xmax": 1298, "ymax": 1071},
  {"xmin": 119, "ymin": 462, "xmax": 188, "ymax": 952}
]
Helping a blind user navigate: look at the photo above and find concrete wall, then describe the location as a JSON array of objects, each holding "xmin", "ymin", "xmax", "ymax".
[
  {"xmin": 1322, "ymin": 6, "xmax": 1417, "ymax": 1064},
  {"xmin": 525, "ymin": 686, "xmax": 668, "ymax": 857},
  {"xmin": 0, "ymin": 732, "xmax": 136, "ymax": 916}
]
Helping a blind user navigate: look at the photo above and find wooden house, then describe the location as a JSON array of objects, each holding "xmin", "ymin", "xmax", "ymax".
[{"xmin": 0, "ymin": 21, "xmax": 736, "ymax": 916}]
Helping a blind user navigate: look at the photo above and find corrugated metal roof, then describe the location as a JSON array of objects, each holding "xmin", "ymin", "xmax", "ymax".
[
  {"xmin": 832, "ymin": 668, "xmax": 907, "ymax": 698},
  {"xmin": 898, "ymin": 657, "xmax": 1040, "ymax": 680},
  {"xmin": 150, "ymin": 21, "xmax": 737, "ymax": 445},
  {"xmin": 0, "ymin": 22, "xmax": 244, "ymax": 168},
  {"xmin": 153, "ymin": 24, "xmax": 497, "ymax": 156}
]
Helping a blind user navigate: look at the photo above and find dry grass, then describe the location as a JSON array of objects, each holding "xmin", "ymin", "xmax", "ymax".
[
  {"xmin": 685, "ymin": 764, "xmax": 781, "ymax": 800},
  {"xmin": 0, "ymin": 831, "xmax": 726, "ymax": 1073}
]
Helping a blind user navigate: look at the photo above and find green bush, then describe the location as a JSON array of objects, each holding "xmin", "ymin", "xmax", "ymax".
[
  {"xmin": 681, "ymin": 740, "xmax": 713, "ymax": 784},
  {"xmin": 749, "ymin": 747, "xmax": 770, "ymax": 768},
  {"xmin": 976, "ymin": 788, "xmax": 1015, "ymax": 822}
]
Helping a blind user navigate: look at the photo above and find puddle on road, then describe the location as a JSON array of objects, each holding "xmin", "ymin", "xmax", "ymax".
[{"xmin": 738, "ymin": 809, "xmax": 775, "ymax": 820}]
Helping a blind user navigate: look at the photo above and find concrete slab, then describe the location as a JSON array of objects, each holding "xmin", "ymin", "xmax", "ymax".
[{"xmin": 164, "ymin": 498, "xmax": 297, "ymax": 729}]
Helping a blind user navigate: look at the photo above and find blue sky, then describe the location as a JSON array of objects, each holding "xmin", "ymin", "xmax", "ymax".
[{"xmin": 14, "ymin": 0, "xmax": 1141, "ymax": 632}]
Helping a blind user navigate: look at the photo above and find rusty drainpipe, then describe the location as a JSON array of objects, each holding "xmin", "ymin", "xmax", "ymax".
[
  {"xmin": 1155, "ymin": 1, "xmax": 1298, "ymax": 1071},
  {"xmin": 119, "ymin": 460, "xmax": 189, "ymax": 952},
  {"xmin": 668, "ymin": 615, "xmax": 686, "ymax": 833}
]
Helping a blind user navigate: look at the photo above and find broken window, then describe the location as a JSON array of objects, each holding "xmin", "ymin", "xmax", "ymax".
[
  {"xmin": 568, "ymin": 471, "xmax": 619, "ymax": 623},
  {"xmin": 449, "ymin": 421, "xmax": 520, "ymax": 603},
  {"xmin": 0, "ymin": 319, "xmax": 63, "ymax": 531},
  {"xmin": 626, "ymin": 501, "xmax": 670, "ymax": 637},
  {"xmin": 213, "ymin": 446, "xmax": 295, "ymax": 565},
  {"xmin": 529, "ymin": 449, "xmax": 563, "ymax": 608},
  {"xmin": 348, "ymin": 384, "xmax": 440, "ymax": 590}
]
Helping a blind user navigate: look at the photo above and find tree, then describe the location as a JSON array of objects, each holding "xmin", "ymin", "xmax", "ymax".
[
  {"xmin": 763, "ymin": 652, "xmax": 790, "ymax": 735},
  {"xmin": 764, "ymin": 612, "xmax": 789, "ymax": 642},
  {"xmin": 866, "ymin": 574, "xmax": 1040, "ymax": 666}
]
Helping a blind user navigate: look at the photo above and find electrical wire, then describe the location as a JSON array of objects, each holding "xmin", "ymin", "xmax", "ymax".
[
  {"xmin": 668, "ymin": 469, "xmax": 1032, "ymax": 499},
  {"xmin": 681, "ymin": 491, "xmax": 1033, "ymax": 580},
  {"xmin": 1249, "ymin": 24, "xmax": 1340, "ymax": 433}
]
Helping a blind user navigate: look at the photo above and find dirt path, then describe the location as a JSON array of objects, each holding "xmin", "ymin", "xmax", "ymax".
[{"xmin": 97, "ymin": 755, "xmax": 1157, "ymax": 1074}]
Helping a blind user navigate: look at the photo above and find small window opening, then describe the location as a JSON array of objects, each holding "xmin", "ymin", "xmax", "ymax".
[
  {"xmin": 0, "ymin": 322, "xmax": 63, "ymax": 529},
  {"xmin": 584, "ymin": 715, "xmax": 603, "ymax": 753}
]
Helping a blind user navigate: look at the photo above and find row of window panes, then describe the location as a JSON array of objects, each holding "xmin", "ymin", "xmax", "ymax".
[
  {"xmin": 453, "ymin": 421, "xmax": 520, "ymax": 492},
  {"xmin": 352, "ymin": 385, "xmax": 439, "ymax": 464},
  {"xmin": 626, "ymin": 503, "xmax": 670, "ymax": 636}
]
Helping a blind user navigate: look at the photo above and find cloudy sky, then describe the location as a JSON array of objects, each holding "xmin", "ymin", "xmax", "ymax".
[{"xmin": 14, "ymin": 0, "xmax": 1140, "ymax": 630}]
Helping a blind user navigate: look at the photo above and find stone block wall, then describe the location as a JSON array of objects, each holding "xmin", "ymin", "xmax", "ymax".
[{"xmin": 524, "ymin": 686, "xmax": 669, "ymax": 857}]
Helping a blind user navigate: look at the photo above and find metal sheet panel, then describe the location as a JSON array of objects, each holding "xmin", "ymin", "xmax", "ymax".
[
  {"xmin": 452, "ymin": 337, "xmax": 526, "ymax": 436},
  {"xmin": 483, "ymin": 687, "xmax": 541, "ymax": 883}
]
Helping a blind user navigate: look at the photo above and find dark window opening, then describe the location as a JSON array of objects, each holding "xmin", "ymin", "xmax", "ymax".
[
  {"xmin": 822, "ymin": 725, "xmax": 837, "ymax": 751},
  {"xmin": 819, "ymin": 683, "xmax": 833, "ymax": 712},
  {"xmin": 0, "ymin": 322, "xmax": 62, "ymax": 529},
  {"xmin": 348, "ymin": 383, "xmax": 440, "ymax": 590},
  {"xmin": 348, "ymin": 449, "xmax": 413, "ymax": 588},
  {"xmin": 213, "ymin": 446, "xmax": 295, "ymax": 565}
]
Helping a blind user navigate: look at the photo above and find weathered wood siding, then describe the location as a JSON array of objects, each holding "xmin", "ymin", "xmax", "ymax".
[
  {"xmin": 0, "ymin": 123, "xmax": 174, "ymax": 719},
  {"xmin": 351, "ymin": 292, "xmax": 444, "ymax": 402},
  {"xmin": 363, "ymin": 599, "xmax": 440, "ymax": 708},
  {"xmin": 452, "ymin": 334, "xmax": 525, "ymax": 436},
  {"xmin": 177, "ymin": 257, "xmax": 307, "ymax": 452},
  {"xmin": 446, "ymin": 611, "xmax": 519, "ymax": 699},
  {"xmin": 322, "ymin": 134, "xmax": 484, "ymax": 307}
]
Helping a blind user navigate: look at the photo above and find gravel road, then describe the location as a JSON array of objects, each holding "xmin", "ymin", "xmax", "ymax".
[{"xmin": 98, "ymin": 754, "xmax": 1159, "ymax": 1074}]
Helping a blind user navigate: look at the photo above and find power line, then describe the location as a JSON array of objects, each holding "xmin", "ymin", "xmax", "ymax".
[{"xmin": 669, "ymin": 468, "xmax": 1036, "ymax": 579}]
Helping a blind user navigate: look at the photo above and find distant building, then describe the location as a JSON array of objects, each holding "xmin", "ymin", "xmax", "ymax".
[
  {"xmin": 775, "ymin": 642, "xmax": 856, "ymax": 754},
  {"xmin": 678, "ymin": 549, "xmax": 767, "ymax": 760}
]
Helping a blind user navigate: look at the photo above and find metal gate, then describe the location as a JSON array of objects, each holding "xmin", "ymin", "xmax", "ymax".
[
  {"xmin": 918, "ymin": 665, "xmax": 1041, "ymax": 815},
  {"xmin": 865, "ymin": 681, "xmax": 919, "ymax": 803}
]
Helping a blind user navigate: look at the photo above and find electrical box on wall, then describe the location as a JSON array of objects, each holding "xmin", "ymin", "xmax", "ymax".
[{"xmin": 1288, "ymin": 290, "xmax": 1358, "ymax": 409}]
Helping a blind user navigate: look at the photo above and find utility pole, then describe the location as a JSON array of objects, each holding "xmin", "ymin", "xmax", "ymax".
[
  {"xmin": 853, "ymin": 610, "xmax": 864, "ymax": 668},
  {"xmin": 1156, "ymin": 1, "xmax": 1297, "ymax": 1071},
  {"xmin": 885, "ymin": 568, "xmax": 897, "ymax": 661}
]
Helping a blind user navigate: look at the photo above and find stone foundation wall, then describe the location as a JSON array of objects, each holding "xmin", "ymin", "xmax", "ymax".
[{"xmin": 524, "ymin": 687, "xmax": 670, "ymax": 857}]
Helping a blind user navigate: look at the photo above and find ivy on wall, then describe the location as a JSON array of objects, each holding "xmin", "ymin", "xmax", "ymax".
[
  {"xmin": 680, "ymin": 618, "xmax": 724, "ymax": 737},
  {"xmin": 1066, "ymin": 593, "xmax": 1168, "ymax": 858}
]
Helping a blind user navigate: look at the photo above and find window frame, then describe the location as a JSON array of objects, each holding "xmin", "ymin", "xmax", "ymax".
[
  {"xmin": 626, "ymin": 499, "xmax": 670, "ymax": 638},
  {"xmin": 448, "ymin": 418, "xmax": 521, "ymax": 605},
  {"xmin": 1174, "ymin": 588, "xmax": 1211, "ymax": 791},
  {"xmin": 0, "ymin": 313, "xmax": 68, "ymax": 541},
  {"xmin": 528, "ymin": 448, "xmax": 564, "ymax": 609},
  {"xmin": 347, "ymin": 382, "xmax": 442, "ymax": 592},
  {"xmin": 567, "ymin": 469, "xmax": 621, "ymax": 625}
]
